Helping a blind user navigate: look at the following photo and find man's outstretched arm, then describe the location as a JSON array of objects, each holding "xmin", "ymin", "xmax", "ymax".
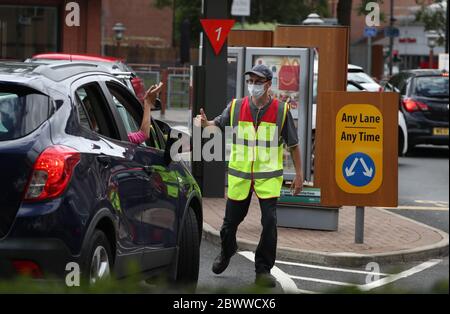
[{"xmin": 289, "ymin": 145, "xmax": 304, "ymax": 195}]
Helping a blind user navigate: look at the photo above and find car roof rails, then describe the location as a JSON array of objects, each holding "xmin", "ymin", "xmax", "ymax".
[{"xmin": 31, "ymin": 61, "xmax": 112, "ymax": 82}]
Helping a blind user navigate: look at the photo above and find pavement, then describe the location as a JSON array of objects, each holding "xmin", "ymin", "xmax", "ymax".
[{"xmin": 202, "ymin": 196, "xmax": 449, "ymax": 267}]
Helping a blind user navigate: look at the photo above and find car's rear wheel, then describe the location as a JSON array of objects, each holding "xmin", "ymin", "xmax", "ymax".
[
  {"xmin": 81, "ymin": 230, "xmax": 112, "ymax": 285},
  {"xmin": 175, "ymin": 207, "xmax": 200, "ymax": 285}
]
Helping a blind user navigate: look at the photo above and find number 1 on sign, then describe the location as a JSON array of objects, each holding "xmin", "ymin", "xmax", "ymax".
[{"xmin": 215, "ymin": 27, "xmax": 222, "ymax": 41}]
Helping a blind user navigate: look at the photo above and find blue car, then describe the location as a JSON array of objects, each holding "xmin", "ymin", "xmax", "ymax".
[{"xmin": 0, "ymin": 61, "xmax": 202, "ymax": 285}]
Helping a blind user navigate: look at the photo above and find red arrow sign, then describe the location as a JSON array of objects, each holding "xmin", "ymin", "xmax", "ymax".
[{"xmin": 200, "ymin": 19, "xmax": 235, "ymax": 55}]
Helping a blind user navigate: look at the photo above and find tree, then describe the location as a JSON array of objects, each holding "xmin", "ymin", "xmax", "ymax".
[
  {"xmin": 154, "ymin": 0, "xmax": 202, "ymax": 46},
  {"xmin": 356, "ymin": 0, "xmax": 385, "ymax": 22},
  {"xmin": 246, "ymin": 0, "xmax": 329, "ymax": 25},
  {"xmin": 337, "ymin": 0, "xmax": 385, "ymax": 27},
  {"xmin": 337, "ymin": 0, "xmax": 352, "ymax": 26},
  {"xmin": 154, "ymin": 0, "xmax": 330, "ymax": 46},
  {"xmin": 415, "ymin": 0, "xmax": 447, "ymax": 46}
]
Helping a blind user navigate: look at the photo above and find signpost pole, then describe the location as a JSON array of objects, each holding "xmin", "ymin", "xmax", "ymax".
[
  {"xmin": 367, "ymin": 36, "xmax": 372, "ymax": 76},
  {"xmin": 389, "ymin": 0, "xmax": 395, "ymax": 76},
  {"xmin": 196, "ymin": 0, "xmax": 229, "ymax": 197},
  {"xmin": 355, "ymin": 206, "xmax": 365, "ymax": 244}
]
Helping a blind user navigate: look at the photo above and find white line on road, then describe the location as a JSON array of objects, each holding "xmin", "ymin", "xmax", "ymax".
[
  {"xmin": 238, "ymin": 251, "xmax": 315, "ymax": 294},
  {"xmin": 275, "ymin": 260, "xmax": 389, "ymax": 277},
  {"xmin": 289, "ymin": 274, "xmax": 355, "ymax": 287},
  {"xmin": 358, "ymin": 259, "xmax": 443, "ymax": 291},
  {"xmin": 414, "ymin": 200, "xmax": 448, "ymax": 207},
  {"xmin": 376, "ymin": 206, "xmax": 449, "ymax": 211},
  {"xmin": 240, "ymin": 252, "xmax": 442, "ymax": 293}
]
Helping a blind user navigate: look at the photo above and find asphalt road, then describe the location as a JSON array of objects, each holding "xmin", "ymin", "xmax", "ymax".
[
  {"xmin": 398, "ymin": 145, "xmax": 449, "ymax": 207},
  {"xmin": 198, "ymin": 145, "xmax": 449, "ymax": 294}
]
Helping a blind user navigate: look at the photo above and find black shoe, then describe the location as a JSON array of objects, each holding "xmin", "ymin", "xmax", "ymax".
[
  {"xmin": 212, "ymin": 251, "xmax": 234, "ymax": 274},
  {"xmin": 255, "ymin": 272, "xmax": 277, "ymax": 288}
]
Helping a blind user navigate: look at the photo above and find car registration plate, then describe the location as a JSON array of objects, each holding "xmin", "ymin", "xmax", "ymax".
[{"xmin": 433, "ymin": 128, "xmax": 449, "ymax": 136}]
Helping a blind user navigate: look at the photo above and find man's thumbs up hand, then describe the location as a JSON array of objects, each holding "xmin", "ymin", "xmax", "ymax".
[{"xmin": 195, "ymin": 108, "xmax": 209, "ymax": 128}]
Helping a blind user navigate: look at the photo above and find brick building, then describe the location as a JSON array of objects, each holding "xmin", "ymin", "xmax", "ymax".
[
  {"xmin": 0, "ymin": 0, "xmax": 173, "ymax": 60},
  {"xmin": 102, "ymin": 0, "xmax": 173, "ymax": 48}
]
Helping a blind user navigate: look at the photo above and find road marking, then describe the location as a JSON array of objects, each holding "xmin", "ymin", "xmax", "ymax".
[
  {"xmin": 376, "ymin": 206, "xmax": 449, "ymax": 211},
  {"xmin": 414, "ymin": 200, "xmax": 448, "ymax": 208},
  {"xmin": 289, "ymin": 274, "xmax": 355, "ymax": 287},
  {"xmin": 238, "ymin": 251, "xmax": 315, "ymax": 294},
  {"xmin": 240, "ymin": 252, "xmax": 442, "ymax": 293},
  {"xmin": 358, "ymin": 259, "xmax": 442, "ymax": 291},
  {"xmin": 275, "ymin": 260, "xmax": 389, "ymax": 276}
]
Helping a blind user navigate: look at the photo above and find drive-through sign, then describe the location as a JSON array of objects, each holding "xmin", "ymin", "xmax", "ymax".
[{"xmin": 335, "ymin": 104, "xmax": 383, "ymax": 194}]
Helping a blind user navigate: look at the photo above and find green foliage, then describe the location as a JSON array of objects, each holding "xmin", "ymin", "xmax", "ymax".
[
  {"xmin": 0, "ymin": 276, "xmax": 447, "ymax": 294},
  {"xmin": 153, "ymin": 0, "xmax": 202, "ymax": 46},
  {"xmin": 0, "ymin": 275, "xmax": 275, "ymax": 294},
  {"xmin": 153, "ymin": 0, "xmax": 330, "ymax": 46},
  {"xmin": 356, "ymin": 0, "xmax": 385, "ymax": 22},
  {"xmin": 245, "ymin": 0, "xmax": 329, "ymax": 25},
  {"xmin": 415, "ymin": 0, "xmax": 447, "ymax": 46}
]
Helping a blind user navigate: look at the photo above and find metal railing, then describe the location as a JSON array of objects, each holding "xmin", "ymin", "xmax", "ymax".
[
  {"xmin": 129, "ymin": 64, "xmax": 191, "ymax": 111},
  {"xmin": 129, "ymin": 63, "xmax": 161, "ymax": 90},
  {"xmin": 167, "ymin": 73, "xmax": 190, "ymax": 108}
]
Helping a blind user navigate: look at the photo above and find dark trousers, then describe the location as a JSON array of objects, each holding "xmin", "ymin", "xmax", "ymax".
[{"xmin": 220, "ymin": 190, "xmax": 278, "ymax": 274}]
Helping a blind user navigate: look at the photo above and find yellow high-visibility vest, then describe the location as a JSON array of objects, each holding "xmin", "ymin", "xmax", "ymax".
[{"xmin": 228, "ymin": 96, "xmax": 288, "ymax": 200}]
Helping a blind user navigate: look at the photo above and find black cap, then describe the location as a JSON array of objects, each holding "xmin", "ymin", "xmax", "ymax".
[{"xmin": 244, "ymin": 64, "xmax": 273, "ymax": 81}]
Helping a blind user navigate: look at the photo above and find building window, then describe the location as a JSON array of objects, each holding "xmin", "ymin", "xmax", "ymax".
[{"xmin": 0, "ymin": 5, "xmax": 58, "ymax": 60}]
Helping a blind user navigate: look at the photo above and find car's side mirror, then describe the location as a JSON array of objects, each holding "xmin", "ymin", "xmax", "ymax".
[{"xmin": 152, "ymin": 98, "xmax": 162, "ymax": 111}]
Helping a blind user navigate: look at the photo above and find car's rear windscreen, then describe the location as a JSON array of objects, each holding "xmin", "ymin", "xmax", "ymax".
[
  {"xmin": 414, "ymin": 76, "xmax": 449, "ymax": 98},
  {"xmin": 0, "ymin": 85, "xmax": 51, "ymax": 141}
]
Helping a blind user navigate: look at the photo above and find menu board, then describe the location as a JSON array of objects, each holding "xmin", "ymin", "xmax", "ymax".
[{"xmin": 252, "ymin": 55, "xmax": 301, "ymax": 116}]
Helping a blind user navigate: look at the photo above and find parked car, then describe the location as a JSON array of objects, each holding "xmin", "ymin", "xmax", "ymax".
[
  {"xmin": 347, "ymin": 64, "xmax": 382, "ymax": 92},
  {"xmin": 313, "ymin": 61, "xmax": 382, "ymax": 93},
  {"xmin": 27, "ymin": 53, "xmax": 146, "ymax": 103},
  {"xmin": 0, "ymin": 61, "xmax": 202, "ymax": 285},
  {"xmin": 383, "ymin": 69, "xmax": 449, "ymax": 152}
]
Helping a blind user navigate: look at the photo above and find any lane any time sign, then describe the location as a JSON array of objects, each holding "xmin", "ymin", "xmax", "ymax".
[
  {"xmin": 335, "ymin": 104, "xmax": 383, "ymax": 194},
  {"xmin": 316, "ymin": 92, "xmax": 398, "ymax": 207}
]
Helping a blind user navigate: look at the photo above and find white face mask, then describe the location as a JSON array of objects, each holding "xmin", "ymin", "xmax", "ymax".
[{"xmin": 248, "ymin": 83, "xmax": 266, "ymax": 99}]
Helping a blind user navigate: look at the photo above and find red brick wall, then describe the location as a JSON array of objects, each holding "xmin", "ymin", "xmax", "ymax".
[
  {"xmin": 102, "ymin": 0, "xmax": 173, "ymax": 48},
  {"xmin": 61, "ymin": 0, "xmax": 102, "ymax": 54},
  {"xmin": 0, "ymin": 0, "xmax": 172, "ymax": 58},
  {"xmin": 0, "ymin": 0, "xmax": 102, "ymax": 55}
]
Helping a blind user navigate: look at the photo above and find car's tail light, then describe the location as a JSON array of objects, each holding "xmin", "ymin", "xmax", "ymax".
[
  {"xmin": 24, "ymin": 145, "xmax": 80, "ymax": 201},
  {"xmin": 12, "ymin": 260, "xmax": 43, "ymax": 278},
  {"xmin": 402, "ymin": 98, "xmax": 429, "ymax": 113},
  {"xmin": 131, "ymin": 77, "xmax": 146, "ymax": 103}
]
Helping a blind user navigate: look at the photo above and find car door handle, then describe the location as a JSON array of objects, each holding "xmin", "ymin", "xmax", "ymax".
[{"xmin": 97, "ymin": 155, "xmax": 111, "ymax": 168}]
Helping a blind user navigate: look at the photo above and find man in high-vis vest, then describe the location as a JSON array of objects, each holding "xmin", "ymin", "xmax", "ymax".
[{"xmin": 196, "ymin": 64, "xmax": 303, "ymax": 288}]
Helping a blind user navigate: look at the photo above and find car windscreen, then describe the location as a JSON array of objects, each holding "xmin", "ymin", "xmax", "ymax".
[
  {"xmin": 413, "ymin": 76, "xmax": 449, "ymax": 98},
  {"xmin": 0, "ymin": 85, "xmax": 51, "ymax": 141},
  {"xmin": 347, "ymin": 71, "xmax": 377, "ymax": 84}
]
